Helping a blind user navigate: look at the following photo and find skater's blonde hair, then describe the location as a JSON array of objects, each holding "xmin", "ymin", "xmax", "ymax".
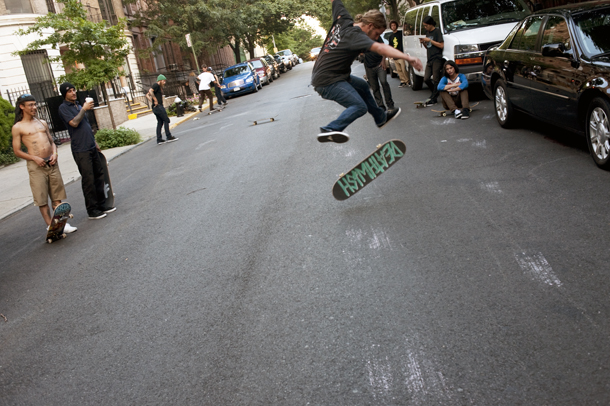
[{"xmin": 359, "ymin": 10, "xmax": 387, "ymax": 30}]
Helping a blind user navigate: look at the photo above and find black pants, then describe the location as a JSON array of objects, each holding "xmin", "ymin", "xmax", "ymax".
[
  {"xmin": 424, "ymin": 58, "xmax": 443, "ymax": 102},
  {"xmin": 365, "ymin": 64, "xmax": 394, "ymax": 110},
  {"xmin": 153, "ymin": 105, "xmax": 171, "ymax": 142},
  {"xmin": 73, "ymin": 148, "xmax": 106, "ymax": 215},
  {"xmin": 214, "ymin": 86, "xmax": 227, "ymax": 105}
]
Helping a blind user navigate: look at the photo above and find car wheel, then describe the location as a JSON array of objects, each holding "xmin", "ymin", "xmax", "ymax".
[
  {"xmin": 409, "ymin": 65, "xmax": 423, "ymax": 91},
  {"xmin": 586, "ymin": 97, "xmax": 610, "ymax": 169},
  {"xmin": 493, "ymin": 79, "xmax": 514, "ymax": 128}
]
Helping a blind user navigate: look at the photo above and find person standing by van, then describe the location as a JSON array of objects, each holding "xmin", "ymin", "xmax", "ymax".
[
  {"xmin": 420, "ymin": 16, "xmax": 444, "ymax": 106},
  {"xmin": 387, "ymin": 21, "xmax": 410, "ymax": 88}
]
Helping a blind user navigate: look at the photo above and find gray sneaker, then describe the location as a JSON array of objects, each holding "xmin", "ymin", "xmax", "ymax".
[
  {"xmin": 317, "ymin": 129, "xmax": 350, "ymax": 144},
  {"xmin": 377, "ymin": 107, "xmax": 401, "ymax": 129}
]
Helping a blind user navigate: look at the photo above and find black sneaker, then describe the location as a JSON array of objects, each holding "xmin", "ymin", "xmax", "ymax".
[
  {"xmin": 166, "ymin": 136, "xmax": 179, "ymax": 143},
  {"xmin": 88, "ymin": 211, "xmax": 107, "ymax": 220},
  {"xmin": 157, "ymin": 140, "xmax": 166, "ymax": 145},
  {"xmin": 317, "ymin": 129, "xmax": 349, "ymax": 144},
  {"xmin": 377, "ymin": 107, "xmax": 401, "ymax": 129},
  {"xmin": 461, "ymin": 108, "xmax": 470, "ymax": 119},
  {"xmin": 102, "ymin": 206, "xmax": 116, "ymax": 213}
]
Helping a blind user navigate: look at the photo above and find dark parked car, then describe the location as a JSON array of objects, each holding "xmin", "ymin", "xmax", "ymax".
[
  {"xmin": 310, "ymin": 47, "xmax": 321, "ymax": 61},
  {"xmin": 263, "ymin": 55, "xmax": 280, "ymax": 79},
  {"xmin": 483, "ymin": 1, "xmax": 610, "ymax": 169},
  {"xmin": 273, "ymin": 55, "xmax": 287, "ymax": 73}
]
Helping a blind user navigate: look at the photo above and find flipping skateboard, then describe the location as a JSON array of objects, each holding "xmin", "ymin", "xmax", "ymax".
[
  {"xmin": 253, "ymin": 117, "xmax": 276, "ymax": 125},
  {"xmin": 208, "ymin": 108, "xmax": 223, "ymax": 115},
  {"xmin": 332, "ymin": 139, "xmax": 407, "ymax": 201},
  {"xmin": 46, "ymin": 202, "xmax": 73, "ymax": 243},
  {"xmin": 431, "ymin": 102, "xmax": 480, "ymax": 117},
  {"xmin": 98, "ymin": 151, "xmax": 115, "ymax": 208}
]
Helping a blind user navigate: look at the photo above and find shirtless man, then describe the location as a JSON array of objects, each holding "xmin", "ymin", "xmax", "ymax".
[{"xmin": 11, "ymin": 94, "xmax": 76, "ymax": 233}]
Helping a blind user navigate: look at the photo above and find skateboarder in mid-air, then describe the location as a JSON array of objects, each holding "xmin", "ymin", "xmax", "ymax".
[
  {"xmin": 312, "ymin": 0, "xmax": 422, "ymax": 143},
  {"xmin": 12, "ymin": 94, "xmax": 77, "ymax": 233}
]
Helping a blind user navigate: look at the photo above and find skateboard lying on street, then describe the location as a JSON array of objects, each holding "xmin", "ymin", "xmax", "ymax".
[
  {"xmin": 332, "ymin": 139, "xmax": 407, "ymax": 201},
  {"xmin": 46, "ymin": 202, "xmax": 73, "ymax": 244},
  {"xmin": 98, "ymin": 151, "xmax": 115, "ymax": 208},
  {"xmin": 431, "ymin": 102, "xmax": 480, "ymax": 117},
  {"xmin": 253, "ymin": 117, "xmax": 275, "ymax": 125},
  {"xmin": 414, "ymin": 101, "xmax": 428, "ymax": 108},
  {"xmin": 208, "ymin": 107, "xmax": 223, "ymax": 115}
]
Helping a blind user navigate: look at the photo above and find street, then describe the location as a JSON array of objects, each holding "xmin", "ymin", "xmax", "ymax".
[{"xmin": 2, "ymin": 61, "xmax": 610, "ymax": 405}]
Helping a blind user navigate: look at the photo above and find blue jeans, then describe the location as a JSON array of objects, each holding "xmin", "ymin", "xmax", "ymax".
[{"xmin": 315, "ymin": 75, "xmax": 386, "ymax": 132}]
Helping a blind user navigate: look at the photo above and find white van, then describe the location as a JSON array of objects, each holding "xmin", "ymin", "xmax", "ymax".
[{"xmin": 402, "ymin": 0, "xmax": 531, "ymax": 90}]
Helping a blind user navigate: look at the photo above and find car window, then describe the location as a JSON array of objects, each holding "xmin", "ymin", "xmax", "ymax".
[
  {"xmin": 442, "ymin": 0, "xmax": 531, "ymax": 33},
  {"xmin": 250, "ymin": 60, "xmax": 263, "ymax": 68},
  {"xmin": 404, "ymin": 9, "xmax": 417, "ymax": 36},
  {"xmin": 541, "ymin": 16, "xmax": 571, "ymax": 51},
  {"xmin": 418, "ymin": 6, "xmax": 431, "ymax": 35},
  {"xmin": 431, "ymin": 5, "xmax": 440, "ymax": 31},
  {"xmin": 573, "ymin": 7, "xmax": 610, "ymax": 59},
  {"xmin": 224, "ymin": 66, "xmax": 248, "ymax": 77},
  {"xmin": 510, "ymin": 16, "xmax": 543, "ymax": 51}
]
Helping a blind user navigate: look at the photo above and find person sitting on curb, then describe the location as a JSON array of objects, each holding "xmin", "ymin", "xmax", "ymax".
[
  {"xmin": 147, "ymin": 75, "xmax": 179, "ymax": 145},
  {"xmin": 12, "ymin": 94, "xmax": 77, "ymax": 232},
  {"xmin": 437, "ymin": 60, "xmax": 470, "ymax": 119}
]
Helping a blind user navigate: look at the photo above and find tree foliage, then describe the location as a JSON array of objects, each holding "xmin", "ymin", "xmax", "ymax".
[
  {"xmin": 14, "ymin": 0, "xmax": 131, "ymax": 94},
  {"xmin": 268, "ymin": 25, "xmax": 324, "ymax": 60}
]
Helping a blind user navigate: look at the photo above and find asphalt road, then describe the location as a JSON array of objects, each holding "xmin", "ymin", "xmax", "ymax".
[{"xmin": 2, "ymin": 61, "xmax": 610, "ymax": 405}]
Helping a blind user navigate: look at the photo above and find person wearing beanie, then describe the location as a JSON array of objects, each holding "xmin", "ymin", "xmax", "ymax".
[
  {"xmin": 58, "ymin": 82, "xmax": 116, "ymax": 220},
  {"xmin": 146, "ymin": 74, "xmax": 179, "ymax": 145},
  {"xmin": 11, "ymin": 94, "xmax": 77, "ymax": 233}
]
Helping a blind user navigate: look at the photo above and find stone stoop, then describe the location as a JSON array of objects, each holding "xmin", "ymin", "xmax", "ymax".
[{"xmin": 125, "ymin": 100, "xmax": 152, "ymax": 119}]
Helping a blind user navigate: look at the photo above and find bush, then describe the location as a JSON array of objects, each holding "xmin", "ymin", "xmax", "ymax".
[
  {"xmin": 0, "ymin": 96, "xmax": 18, "ymax": 166},
  {"xmin": 95, "ymin": 127, "xmax": 142, "ymax": 149}
]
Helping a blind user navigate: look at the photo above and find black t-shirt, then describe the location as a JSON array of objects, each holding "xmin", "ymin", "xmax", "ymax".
[
  {"xmin": 364, "ymin": 37, "xmax": 384, "ymax": 69},
  {"xmin": 426, "ymin": 28, "xmax": 444, "ymax": 61},
  {"xmin": 387, "ymin": 31, "xmax": 403, "ymax": 53},
  {"xmin": 311, "ymin": 0, "xmax": 375, "ymax": 87},
  {"xmin": 151, "ymin": 83, "xmax": 163, "ymax": 106}
]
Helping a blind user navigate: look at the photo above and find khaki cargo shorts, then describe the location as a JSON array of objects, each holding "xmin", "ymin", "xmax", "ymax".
[{"xmin": 26, "ymin": 160, "xmax": 67, "ymax": 206}]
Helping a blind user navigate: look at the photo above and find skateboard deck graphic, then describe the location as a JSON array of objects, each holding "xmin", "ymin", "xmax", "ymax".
[
  {"xmin": 432, "ymin": 102, "xmax": 480, "ymax": 116},
  {"xmin": 332, "ymin": 139, "xmax": 407, "ymax": 201},
  {"xmin": 46, "ymin": 202, "xmax": 72, "ymax": 243},
  {"xmin": 98, "ymin": 151, "xmax": 115, "ymax": 208}
]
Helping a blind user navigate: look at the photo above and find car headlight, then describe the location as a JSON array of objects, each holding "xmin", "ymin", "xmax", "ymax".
[
  {"xmin": 221, "ymin": 85, "xmax": 226, "ymax": 89},
  {"xmin": 246, "ymin": 77, "xmax": 253, "ymax": 83},
  {"xmin": 455, "ymin": 44, "xmax": 479, "ymax": 54}
]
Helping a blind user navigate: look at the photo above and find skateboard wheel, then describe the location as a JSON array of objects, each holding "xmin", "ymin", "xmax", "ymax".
[
  {"xmin": 339, "ymin": 173, "xmax": 345, "ymax": 177},
  {"xmin": 69, "ymin": 214, "xmax": 74, "ymax": 218},
  {"xmin": 442, "ymin": 112, "xmax": 446, "ymax": 117},
  {"xmin": 253, "ymin": 121, "xmax": 257, "ymax": 125},
  {"xmin": 62, "ymin": 233, "xmax": 67, "ymax": 239},
  {"xmin": 47, "ymin": 238, "xmax": 52, "ymax": 244},
  {"xmin": 376, "ymin": 144, "xmax": 382, "ymax": 149},
  {"xmin": 270, "ymin": 118, "xmax": 275, "ymax": 122},
  {"xmin": 53, "ymin": 219, "xmax": 59, "ymax": 225}
]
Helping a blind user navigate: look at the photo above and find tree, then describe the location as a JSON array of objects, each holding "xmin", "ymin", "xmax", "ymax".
[
  {"xmin": 14, "ymin": 0, "xmax": 131, "ymax": 129},
  {"xmin": 267, "ymin": 25, "xmax": 324, "ymax": 60}
]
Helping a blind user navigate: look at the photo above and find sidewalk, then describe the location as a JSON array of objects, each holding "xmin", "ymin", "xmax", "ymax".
[{"xmin": 0, "ymin": 102, "xmax": 211, "ymax": 222}]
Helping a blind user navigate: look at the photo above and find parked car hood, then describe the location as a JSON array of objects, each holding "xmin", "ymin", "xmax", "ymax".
[{"xmin": 448, "ymin": 22, "xmax": 518, "ymax": 45}]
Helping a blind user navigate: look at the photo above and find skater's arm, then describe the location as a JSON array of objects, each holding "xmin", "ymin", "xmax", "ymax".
[
  {"xmin": 370, "ymin": 42, "xmax": 423, "ymax": 71},
  {"xmin": 146, "ymin": 87, "xmax": 158, "ymax": 107}
]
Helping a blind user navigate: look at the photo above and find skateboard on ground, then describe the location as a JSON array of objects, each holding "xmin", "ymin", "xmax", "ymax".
[
  {"xmin": 208, "ymin": 107, "xmax": 223, "ymax": 115},
  {"xmin": 332, "ymin": 139, "xmax": 407, "ymax": 201},
  {"xmin": 98, "ymin": 151, "xmax": 115, "ymax": 208},
  {"xmin": 46, "ymin": 202, "xmax": 73, "ymax": 243},
  {"xmin": 253, "ymin": 117, "xmax": 276, "ymax": 125},
  {"xmin": 431, "ymin": 102, "xmax": 480, "ymax": 117},
  {"xmin": 414, "ymin": 101, "xmax": 428, "ymax": 108}
]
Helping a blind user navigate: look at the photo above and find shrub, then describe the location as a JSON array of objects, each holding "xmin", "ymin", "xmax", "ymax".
[
  {"xmin": 95, "ymin": 127, "xmax": 142, "ymax": 149},
  {"xmin": 0, "ymin": 97, "xmax": 18, "ymax": 166}
]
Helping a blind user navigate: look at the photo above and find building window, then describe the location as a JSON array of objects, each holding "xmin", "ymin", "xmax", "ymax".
[
  {"xmin": 20, "ymin": 50, "xmax": 57, "ymax": 101},
  {"xmin": 5, "ymin": 0, "xmax": 33, "ymax": 14}
]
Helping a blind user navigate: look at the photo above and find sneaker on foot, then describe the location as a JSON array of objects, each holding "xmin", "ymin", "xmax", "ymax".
[
  {"xmin": 461, "ymin": 108, "xmax": 470, "ymax": 119},
  {"xmin": 88, "ymin": 211, "xmax": 107, "ymax": 220},
  {"xmin": 317, "ymin": 129, "xmax": 350, "ymax": 144},
  {"xmin": 377, "ymin": 107, "xmax": 401, "ymax": 129},
  {"xmin": 454, "ymin": 109, "xmax": 463, "ymax": 119},
  {"xmin": 166, "ymin": 136, "xmax": 179, "ymax": 143},
  {"xmin": 64, "ymin": 223, "xmax": 77, "ymax": 233},
  {"xmin": 398, "ymin": 83, "xmax": 406, "ymax": 88},
  {"xmin": 157, "ymin": 140, "xmax": 167, "ymax": 145},
  {"xmin": 102, "ymin": 206, "xmax": 116, "ymax": 213}
]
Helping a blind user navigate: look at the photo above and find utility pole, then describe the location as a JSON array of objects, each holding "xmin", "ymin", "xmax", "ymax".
[{"xmin": 186, "ymin": 34, "xmax": 201, "ymax": 73}]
